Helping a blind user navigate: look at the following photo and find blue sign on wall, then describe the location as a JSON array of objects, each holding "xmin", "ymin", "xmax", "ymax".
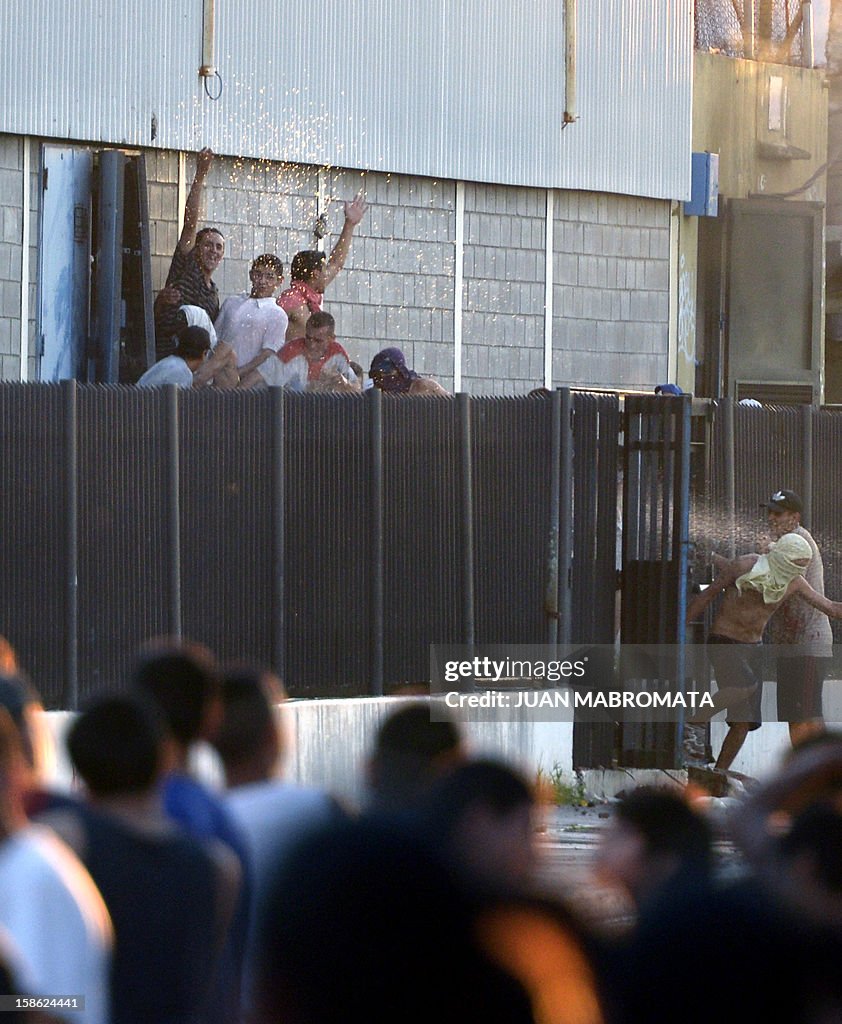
[{"xmin": 685, "ymin": 152, "xmax": 719, "ymax": 217}]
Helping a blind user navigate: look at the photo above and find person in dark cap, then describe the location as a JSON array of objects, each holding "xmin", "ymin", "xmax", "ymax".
[
  {"xmin": 761, "ymin": 489, "xmax": 832, "ymax": 750},
  {"xmin": 369, "ymin": 348, "xmax": 449, "ymax": 396},
  {"xmin": 688, "ymin": 531, "xmax": 842, "ymax": 774}
]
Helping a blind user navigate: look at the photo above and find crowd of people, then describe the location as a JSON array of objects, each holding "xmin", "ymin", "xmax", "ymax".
[
  {"xmin": 142, "ymin": 148, "xmax": 447, "ymax": 397},
  {"xmin": 0, "ymin": 627, "xmax": 840, "ymax": 1024}
]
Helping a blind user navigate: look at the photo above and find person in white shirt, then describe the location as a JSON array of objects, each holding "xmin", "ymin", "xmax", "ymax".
[
  {"xmin": 248, "ymin": 311, "xmax": 359, "ymax": 392},
  {"xmin": 214, "ymin": 255, "xmax": 289, "ymax": 374},
  {"xmin": 137, "ymin": 326, "xmax": 212, "ymax": 388},
  {"xmin": 0, "ymin": 708, "xmax": 112, "ymax": 1024}
]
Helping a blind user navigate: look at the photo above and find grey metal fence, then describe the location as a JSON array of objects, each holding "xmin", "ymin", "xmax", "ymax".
[{"xmin": 0, "ymin": 382, "xmax": 622, "ymax": 708}]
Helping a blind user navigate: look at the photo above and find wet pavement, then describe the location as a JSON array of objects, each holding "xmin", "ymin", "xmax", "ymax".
[{"xmin": 532, "ymin": 802, "xmax": 743, "ymax": 933}]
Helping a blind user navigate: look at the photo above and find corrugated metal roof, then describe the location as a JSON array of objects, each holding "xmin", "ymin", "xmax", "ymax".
[{"xmin": 0, "ymin": 0, "xmax": 692, "ymax": 199}]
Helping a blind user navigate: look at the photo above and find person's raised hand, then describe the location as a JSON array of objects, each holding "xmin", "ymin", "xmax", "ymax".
[{"xmin": 344, "ymin": 190, "xmax": 368, "ymax": 225}]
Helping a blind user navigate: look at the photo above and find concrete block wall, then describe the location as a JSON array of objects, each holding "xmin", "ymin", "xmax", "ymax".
[
  {"xmin": 1, "ymin": 134, "xmax": 673, "ymax": 395},
  {"xmin": 462, "ymin": 184, "xmax": 546, "ymax": 396},
  {"xmin": 42, "ymin": 698, "xmax": 798, "ymax": 810},
  {"xmin": 0, "ymin": 136, "xmax": 38, "ymax": 381},
  {"xmin": 146, "ymin": 155, "xmax": 459, "ymax": 389},
  {"xmin": 552, "ymin": 192, "xmax": 670, "ymax": 391},
  {"xmin": 325, "ymin": 169, "xmax": 456, "ymax": 389}
]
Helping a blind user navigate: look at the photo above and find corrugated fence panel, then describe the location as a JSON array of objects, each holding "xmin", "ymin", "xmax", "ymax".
[
  {"xmin": 283, "ymin": 394, "xmax": 372, "ymax": 696},
  {"xmin": 0, "ymin": 384, "xmax": 66, "ymax": 705},
  {"xmin": 473, "ymin": 396, "xmax": 552, "ymax": 646},
  {"xmin": 382, "ymin": 396, "xmax": 463, "ymax": 685},
  {"xmin": 709, "ymin": 404, "xmax": 805, "ymax": 555},
  {"xmin": 809, "ymin": 410, "xmax": 842, "ymax": 642},
  {"xmin": 77, "ymin": 385, "xmax": 170, "ymax": 699},
  {"xmin": 0, "ymin": 385, "xmax": 639, "ymax": 704},
  {"xmin": 571, "ymin": 393, "xmax": 621, "ymax": 771},
  {"xmin": 572, "ymin": 393, "xmax": 620, "ymax": 644},
  {"xmin": 180, "ymin": 389, "xmax": 276, "ymax": 669}
]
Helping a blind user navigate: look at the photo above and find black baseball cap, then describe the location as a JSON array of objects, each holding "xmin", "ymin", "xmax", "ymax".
[{"xmin": 762, "ymin": 490, "xmax": 803, "ymax": 514}]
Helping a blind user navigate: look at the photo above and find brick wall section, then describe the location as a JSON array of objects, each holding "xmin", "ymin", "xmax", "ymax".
[
  {"xmin": 0, "ymin": 137, "xmax": 23, "ymax": 379},
  {"xmin": 552, "ymin": 192, "xmax": 670, "ymax": 391},
  {"xmin": 461, "ymin": 184, "xmax": 546, "ymax": 396},
  {"xmin": 146, "ymin": 156, "xmax": 458, "ymax": 389},
  {"xmin": 3, "ymin": 135, "xmax": 672, "ymax": 394},
  {"xmin": 324, "ymin": 169, "xmax": 456, "ymax": 390}
]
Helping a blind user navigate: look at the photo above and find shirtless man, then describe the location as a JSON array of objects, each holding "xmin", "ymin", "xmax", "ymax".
[
  {"xmin": 686, "ymin": 532, "xmax": 842, "ymax": 771},
  {"xmin": 277, "ymin": 192, "xmax": 368, "ymax": 341}
]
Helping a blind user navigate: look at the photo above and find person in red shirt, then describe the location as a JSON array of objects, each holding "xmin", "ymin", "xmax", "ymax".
[
  {"xmin": 277, "ymin": 193, "xmax": 368, "ymax": 341},
  {"xmin": 245, "ymin": 312, "xmax": 359, "ymax": 392}
]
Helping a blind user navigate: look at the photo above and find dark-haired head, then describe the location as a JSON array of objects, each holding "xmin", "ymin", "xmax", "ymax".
[
  {"xmin": 68, "ymin": 694, "xmax": 166, "ymax": 798},
  {"xmin": 175, "ymin": 325, "xmax": 211, "ymax": 361},
  {"xmin": 290, "ymin": 250, "xmax": 326, "ymax": 284},
  {"xmin": 212, "ymin": 666, "xmax": 286, "ymax": 783},
  {"xmin": 131, "ymin": 639, "xmax": 221, "ymax": 748}
]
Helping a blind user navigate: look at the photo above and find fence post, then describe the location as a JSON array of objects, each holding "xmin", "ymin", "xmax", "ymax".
[
  {"xmin": 458, "ymin": 393, "xmax": 475, "ymax": 650},
  {"xmin": 63, "ymin": 380, "xmax": 79, "ymax": 710},
  {"xmin": 165, "ymin": 385, "xmax": 182, "ymax": 639},
  {"xmin": 801, "ymin": 403, "xmax": 813, "ymax": 528},
  {"xmin": 271, "ymin": 387, "xmax": 285, "ymax": 680},
  {"xmin": 546, "ymin": 390, "xmax": 561, "ymax": 646},
  {"xmin": 370, "ymin": 387, "xmax": 384, "ymax": 696},
  {"xmin": 673, "ymin": 395, "xmax": 693, "ymax": 764},
  {"xmin": 558, "ymin": 389, "xmax": 573, "ymax": 646},
  {"xmin": 723, "ymin": 399, "xmax": 736, "ymax": 558}
]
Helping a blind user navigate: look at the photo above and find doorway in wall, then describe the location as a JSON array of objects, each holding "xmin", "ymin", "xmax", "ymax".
[
  {"xmin": 694, "ymin": 197, "xmax": 822, "ymax": 403},
  {"xmin": 38, "ymin": 145, "xmax": 154, "ymax": 383}
]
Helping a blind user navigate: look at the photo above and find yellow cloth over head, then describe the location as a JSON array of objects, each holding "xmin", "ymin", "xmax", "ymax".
[{"xmin": 735, "ymin": 532, "xmax": 812, "ymax": 605}]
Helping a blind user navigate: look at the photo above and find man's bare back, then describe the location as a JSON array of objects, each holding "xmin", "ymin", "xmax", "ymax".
[{"xmin": 688, "ymin": 552, "xmax": 842, "ymax": 638}]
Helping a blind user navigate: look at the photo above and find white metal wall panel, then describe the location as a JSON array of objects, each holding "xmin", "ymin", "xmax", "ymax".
[
  {"xmin": 0, "ymin": 0, "xmax": 692, "ymax": 199},
  {"xmin": 0, "ymin": 1, "xmax": 195, "ymax": 148},
  {"xmin": 554, "ymin": 0, "xmax": 694, "ymax": 199}
]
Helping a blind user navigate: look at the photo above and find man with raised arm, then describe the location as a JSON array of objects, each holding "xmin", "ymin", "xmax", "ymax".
[
  {"xmin": 686, "ymin": 532, "xmax": 842, "ymax": 772},
  {"xmin": 154, "ymin": 147, "xmax": 225, "ymax": 360},
  {"xmin": 277, "ymin": 192, "xmax": 368, "ymax": 341}
]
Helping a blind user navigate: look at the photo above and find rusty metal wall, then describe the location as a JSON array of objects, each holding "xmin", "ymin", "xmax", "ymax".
[{"xmin": 0, "ymin": 383, "xmax": 623, "ymax": 706}]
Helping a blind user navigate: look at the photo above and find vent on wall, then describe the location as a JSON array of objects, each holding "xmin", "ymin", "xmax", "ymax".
[{"xmin": 735, "ymin": 382, "xmax": 814, "ymax": 405}]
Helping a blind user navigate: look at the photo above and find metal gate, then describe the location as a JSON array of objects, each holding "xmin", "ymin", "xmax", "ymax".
[{"xmin": 580, "ymin": 394, "xmax": 692, "ymax": 769}]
